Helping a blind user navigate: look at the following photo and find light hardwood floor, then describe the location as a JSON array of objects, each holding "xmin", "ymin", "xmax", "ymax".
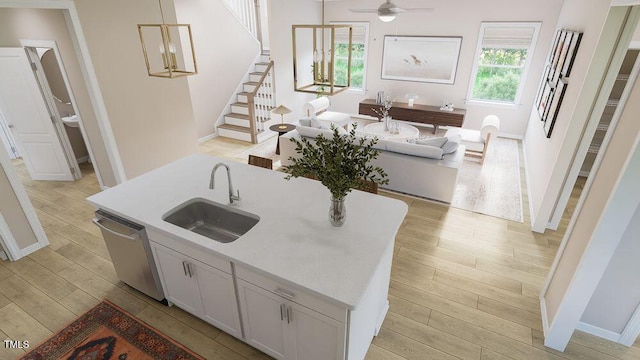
[{"xmin": 0, "ymin": 138, "xmax": 638, "ymax": 360}]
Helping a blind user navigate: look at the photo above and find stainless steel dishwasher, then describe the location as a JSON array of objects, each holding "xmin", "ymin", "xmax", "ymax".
[{"xmin": 93, "ymin": 209, "xmax": 165, "ymax": 302}]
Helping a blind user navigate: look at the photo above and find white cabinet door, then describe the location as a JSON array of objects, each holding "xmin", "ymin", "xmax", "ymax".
[
  {"xmin": 194, "ymin": 262, "xmax": 242, "ymax": 338},
  {"xmin": 237, "ymin": 279, "xmax": 287, "ymax": 359},
  {"xmin": 152, "ymin": 242, "xmax": 242, "ymax": 339},
  {"xmin": 287, "ymin": 303, "xmax": 345, "ymax": 360},
  {"xmin": 237, "ymin": 278, "xmax": 346, "ymax": 360},
  {"xmin": 152, "ymin": 244, "xmax": 202, "ymax": 315}
]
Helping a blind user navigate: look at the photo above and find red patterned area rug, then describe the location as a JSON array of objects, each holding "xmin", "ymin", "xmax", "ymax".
[{"xmin": 21, "ymin": 300, "xmax": 204, "ymax": 360}]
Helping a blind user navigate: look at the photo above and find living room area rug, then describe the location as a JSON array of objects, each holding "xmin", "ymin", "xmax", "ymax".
[
  {"xmin": 451, "ymin": 137, "xmax": 524, "ymax": 222},
  {"xmin": 21, "ymin": 300, "xmax": 204, "ymax": 360}
]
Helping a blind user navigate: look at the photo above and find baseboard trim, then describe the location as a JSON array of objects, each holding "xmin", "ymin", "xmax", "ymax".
[
  {"xmin": 375, "ymin": 300, "xmax": 389, "ymax": 336},
  {"xmin": 499, "ymin": 132, "xmax": 524, "ymax": 140},
  {"xmin": 198, "ymin": 133, "xmax": 218, "ymax": 144},
  {"xmin": 541, "ymin": 297, "xmax": 550, "ymax": 336},
  {"xmin": 576, "ymin": 321, "xmax": 622, "ymax": 343},
  {"xmin": 20, "ymin": 242, "xmax": 44, "ymax": 257},
  {"xmin": 0, "ymin": 212, "xmax": 23, "ymax": 261},
  {"xmin": 76, "ymin": 155, "xmax": 90, "ymax": 163}
]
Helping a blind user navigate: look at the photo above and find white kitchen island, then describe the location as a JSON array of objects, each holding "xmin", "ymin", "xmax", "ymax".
[{"xmin": 87, "ymin": 153, "xmax": 407, "ymax": 360}]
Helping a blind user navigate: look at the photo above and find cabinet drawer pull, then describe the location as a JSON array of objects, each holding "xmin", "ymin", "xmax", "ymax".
[
  {"xmin": 280, "ymin": 303, "xmax": 285, "ymax": 321},
  {"xmin": 187, "ymin": 263, "xmax": 193, "ymax": 278},
  {"xmin": 287, "ymin": 306, "xmax": 291, "ymax": 324},
  {"xmin": 182, "ymin": 261, "xmax": 188, "ymax": 276},
  {"xmin": 275, "ymin": 288, "xmax": 295, "ymax": 299}
]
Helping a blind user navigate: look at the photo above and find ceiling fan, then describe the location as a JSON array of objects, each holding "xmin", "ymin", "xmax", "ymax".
[{"xmin": 349, "ymin": 1, "xmax": 434, "ymax": 22}]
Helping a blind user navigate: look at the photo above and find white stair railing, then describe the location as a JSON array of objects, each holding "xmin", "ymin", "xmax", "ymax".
[
  {"xmin": 222, "ymin": 0, "xmax": 259, "ymax": 40},
  {"xmin": 247, "ymin": 61, "xmax": 275, "ymax": 143}
]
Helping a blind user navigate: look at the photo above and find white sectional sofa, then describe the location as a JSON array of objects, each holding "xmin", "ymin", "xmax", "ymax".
[{"xmin": 279, "ymin": 126, "xmax": 465, "ymax": 203}]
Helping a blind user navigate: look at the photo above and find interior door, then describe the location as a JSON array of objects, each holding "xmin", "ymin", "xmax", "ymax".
[
  {"xmin": 0, "ymin": 110, "xmax": 19, "ymax": 159},
  {"xmin": 0, "ymin": 48, "xmax": 74, "ymax": 181}
]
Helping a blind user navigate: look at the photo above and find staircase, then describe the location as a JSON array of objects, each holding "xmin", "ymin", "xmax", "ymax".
[{"xmin": 217, "ymin": 55, "xmax": 277, "ymax": 143}]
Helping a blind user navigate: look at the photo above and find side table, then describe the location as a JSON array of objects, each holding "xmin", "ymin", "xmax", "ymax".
[{"xmin": 269, "ymin": 123, "xmax": 297, "ymax": 155}]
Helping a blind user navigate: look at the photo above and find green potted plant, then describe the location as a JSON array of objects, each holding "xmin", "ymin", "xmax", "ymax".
[{"xmin": 285, "ymin": 125, "xmax": 389, "ymax": 226}]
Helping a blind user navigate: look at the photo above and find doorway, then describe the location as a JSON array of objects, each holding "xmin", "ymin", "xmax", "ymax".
[
  {"xmin": 0, "ymin": 2, "xmax": 124, "ymax": 261},
  {"xmin": 0, "ymin": 45, "xmax": 84, "ymax": 182}
]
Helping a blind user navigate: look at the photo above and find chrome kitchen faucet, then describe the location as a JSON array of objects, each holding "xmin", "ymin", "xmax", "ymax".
[{"xmin": 210, "ymin": 163, "xmax": 241, "ymax": 204}]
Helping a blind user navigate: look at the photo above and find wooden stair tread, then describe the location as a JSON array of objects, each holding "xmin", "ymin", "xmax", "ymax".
[
  {"xmin": 218, "ymin": 123, "xmax": 264, "ymax": 134},
  {"xmin": 244, "ymin": 81, "xmax": 259, "ymax": 85},
  {"xmin": 232, "ymin": 102, "xmax": 248, "ymax": 108},
  {"xmin": 218, "ymin": 124, "xmax": 250, "ymax": 133},
  {"xmin": 250, "ymin": 72, "xmax": 266, "ymax": 76},
  {"xmin": 255, "ymin": 62, "xmax": 270, "ymax": 66},
  {"xmin": 224, "ymin": 113, "xmax": 250, "ymax": 120},
  {"xmin": 238, "ymin": 91, "xmax": 272, "ymax": 97}
]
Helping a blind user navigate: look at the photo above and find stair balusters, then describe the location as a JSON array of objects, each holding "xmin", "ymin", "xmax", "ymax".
[{"xmin": 247, "ymin": 60, "xmax": 275, "ymax": 143}]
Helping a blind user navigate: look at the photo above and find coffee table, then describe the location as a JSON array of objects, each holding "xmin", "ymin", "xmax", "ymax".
[{"xmin": 363, "ymin": 122, "xmax": 420, "ymax": 140}]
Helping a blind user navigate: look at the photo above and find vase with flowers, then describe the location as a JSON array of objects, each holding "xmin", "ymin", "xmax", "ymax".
[
  {"xmin": 371, "ymin": 94, "xmax": 393, "ymax": 131},
  {"xmin": 285, "ymin": 125, "xmax": 389, "ymax": 226}
]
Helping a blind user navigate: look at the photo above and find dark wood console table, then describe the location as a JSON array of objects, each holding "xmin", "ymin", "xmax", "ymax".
[{"xmin": 358, "ymin": 99, "xmax": 465, "ymax": 134}]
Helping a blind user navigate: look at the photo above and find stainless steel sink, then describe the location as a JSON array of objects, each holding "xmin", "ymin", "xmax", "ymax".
[{"xmin": 163, "ymin": 199, "xmax": 259, "ymax": 243}]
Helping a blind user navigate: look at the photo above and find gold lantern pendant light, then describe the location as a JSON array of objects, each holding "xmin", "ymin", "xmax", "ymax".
[
  {"xmin": 138, "ymin": 0, "xmax": 198, "ymax": 78},
  {"xmin": 292, "ymin": 0, "xmax": 353, "ymax": 96}
]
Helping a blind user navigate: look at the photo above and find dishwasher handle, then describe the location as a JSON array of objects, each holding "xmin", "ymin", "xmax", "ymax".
[{"xmin": 92, "ymin": 218, "xmax": 139, "ymax": 241}]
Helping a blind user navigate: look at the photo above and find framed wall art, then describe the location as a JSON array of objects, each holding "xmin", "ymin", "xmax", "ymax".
[
  {"xmin": 381, "ymin": 35, "xmax": 462, "ymax": 84},
  {"xmin": 562, "ymin": 31, "xmax": 582, "ymax": 77},
  {"xmin": 544, "ymin": 78, "xmax": 568, "ymax": 138},
  {"xmin": 537, "ymin": 80, "xmax": 554, "ymax": 120},
  {"xmin": 533, "ymin": 29, "xmax": 582, "ymax": 138}
]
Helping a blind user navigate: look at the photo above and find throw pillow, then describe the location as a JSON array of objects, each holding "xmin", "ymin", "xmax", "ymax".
[
  {"xmin": 441, "ymin": 140, "xmax": 459, "ymax": 154},
  {"xmin": 296, "ymin": 124, "xmax": 347, "ymax": 138},
  {"xmin": 442, "ymin": 134, "xmax": 461, "ymax": 154},
  {"xmin": 386, "ymin": 141, "xmax": 443, "ymax": 159},
  {"xmin": 298, "ymin": 118, "xmax": 312, "ymax": 127},
  {"xmin": 415, "ymin": 136, "xmax": 448, "ymax": 148},
  {"xmin": 310, "ymin": 118, "xmax": 324, "ymax": 128}
]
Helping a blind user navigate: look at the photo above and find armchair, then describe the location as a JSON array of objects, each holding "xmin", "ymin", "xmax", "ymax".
[
  {"xmin": 445, "ymin": 115, "xmax": 500, "ymax": 165},
  {"xmin": 303, "ymin": 96, "xmax": 351, "ymax": 127}
]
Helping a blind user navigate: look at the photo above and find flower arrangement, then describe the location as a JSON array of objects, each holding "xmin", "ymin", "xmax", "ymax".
[
  {"xmin": 285, "ymin": 124, "xmax": 389, "ymax": 201},
  {"xmin": 371, "ymin": 95, "xmax": 393, "ymax": 120}
]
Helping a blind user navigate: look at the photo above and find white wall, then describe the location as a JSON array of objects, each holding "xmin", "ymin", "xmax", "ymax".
[
  {"xmin": 0, "ymin": 7, "xmax": 116, "ymax": 186},
  {"xmin": 0, "ymin": 170, "xmax": 37, "ymax": 250},
  {"xmin": 75, "ymin": 0, "xmax": 199, "ymax": 179},
  {"xmin": 268, "ymin": 0, "xmax": 322, "ymax": 122},
  {"xmin": 542, "ymin": 8, "xmax": 640, "ymax": 346},
  {"xmin": 581, "ymin": 203, "xmax": 640, "ymax": 334},
  {"xmin": 318, "ymin": 0, "xmax": 563, "ymax": 138},
  {"xmin": 523, "ymin": 0, "xmax": 616, "ymax": 232},
  {"xmin": 175, "ymin": 0, "xmax": 260, "ymax": 139}
]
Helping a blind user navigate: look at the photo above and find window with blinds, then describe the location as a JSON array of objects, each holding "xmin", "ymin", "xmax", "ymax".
[
  {"xmin": 468, "ymin": 22, "xmax": 541, "ymax": 105},
  {"xmin": 331, "ymin": 22, "xmax": 369, "ymax": 91}
]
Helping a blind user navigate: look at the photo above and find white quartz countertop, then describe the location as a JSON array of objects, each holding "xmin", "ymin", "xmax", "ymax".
[{"xmin": 87, "ymin": 154, "xmax": 408, "ymax": 309}]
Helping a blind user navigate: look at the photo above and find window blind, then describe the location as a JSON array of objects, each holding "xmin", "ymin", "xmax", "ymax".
[
  {"xmin": 333, "ymin": 23, "xmax": 368, "ymax": 44},
  {"xmin": 482, "ymin": 26, "xmax": 536, "ymax": 49}
]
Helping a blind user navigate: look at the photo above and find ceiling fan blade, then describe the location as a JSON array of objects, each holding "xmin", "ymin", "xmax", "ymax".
[
  {"xmin": 388, "ymin": 7, "xmax": 407, "ymax": 13},
  {"xmin": 403, "ymin": 8, "xmax": 435, "ymax": 12},
  {"xmin": 349, "ymin": 8, "xmax": 379, "ymax": 13}
]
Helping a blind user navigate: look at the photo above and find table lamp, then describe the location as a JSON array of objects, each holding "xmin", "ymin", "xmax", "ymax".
[
  {"xmin": 405, "ymin": 93, "xmax": 419, "ymax": 107},
  {"xmin": 272, "ymin": 105, "xmax": 292, "ymax": 129}
]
